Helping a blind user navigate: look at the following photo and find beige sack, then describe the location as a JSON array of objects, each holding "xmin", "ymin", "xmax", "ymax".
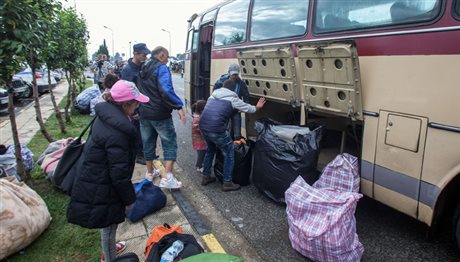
[{"xmin": 0, "ymin": 177, "xmax": 51, "ymax": 259}]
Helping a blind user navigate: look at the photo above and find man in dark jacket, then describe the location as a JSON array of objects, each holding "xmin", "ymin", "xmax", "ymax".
[
  {"xmin": 121, "ymin": 43, "xmax": 151, "ymax": 165},
  {"xmin": 137, "ymin": 46, "xmax": 185, "ymax": 189},
  {"xmin": 213, "ymin": 64, "xmax": 250, "ymax": 140},
  {"xmin": 200, "ymin": 79, "xmax": 265, "ymax": 191}
]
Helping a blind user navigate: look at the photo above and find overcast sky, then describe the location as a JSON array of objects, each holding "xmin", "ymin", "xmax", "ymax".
[{"xmin": 62, "ymin": 0, "xmax": 222, "ymax": 59}]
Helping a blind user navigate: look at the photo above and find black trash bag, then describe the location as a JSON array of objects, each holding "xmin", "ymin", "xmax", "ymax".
[
  {"xmin": 214, "ymin": 140, "xmax": 253, "ymax": 186},
  {"xmin": 253, "ymin": 118, "xmax": 322, "ymax": 204}
]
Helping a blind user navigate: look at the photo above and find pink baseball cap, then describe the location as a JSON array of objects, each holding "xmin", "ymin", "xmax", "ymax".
[{"xmin": 110, "ymin": 80, "xmax": 149, "ymax": 103}]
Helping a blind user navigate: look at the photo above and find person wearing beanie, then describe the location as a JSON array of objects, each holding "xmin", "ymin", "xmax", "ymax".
[{"xmin": 67, "ymin": 80, "xmax": 149, "ymax": 262}]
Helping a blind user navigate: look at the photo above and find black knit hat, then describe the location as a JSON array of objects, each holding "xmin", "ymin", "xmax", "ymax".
[{"xmin": 223, "ymin": 79, "xmax": 236, "ymax": 92}]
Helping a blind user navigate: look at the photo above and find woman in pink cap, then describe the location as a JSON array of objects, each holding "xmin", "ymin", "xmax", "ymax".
[{"xmin": 67, "ymin": 80, "xmax": 149, "ymax": 262}]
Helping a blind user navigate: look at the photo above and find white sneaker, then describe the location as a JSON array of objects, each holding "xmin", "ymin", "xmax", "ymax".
[
  {"xmin": 159, "ymin": 175, "xmax": 182, "ymax": 189},
  {"xmin": 145, "ymin": 168, "xmax": 160, "ymax": 181},
  {"xmin": 196, "ymin": 167, "xmax": 204, "ymax": 173}
]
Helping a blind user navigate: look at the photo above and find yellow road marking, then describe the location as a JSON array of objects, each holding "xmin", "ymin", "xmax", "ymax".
[{"xmin": 202, "ymin": 234, "xmax": 226, "ymax": 253}]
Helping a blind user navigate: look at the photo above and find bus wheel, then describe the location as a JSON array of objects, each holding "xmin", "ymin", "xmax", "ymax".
[{"xmin": 454, "ymin": 202, "xmax": 460, "ymax": 250}]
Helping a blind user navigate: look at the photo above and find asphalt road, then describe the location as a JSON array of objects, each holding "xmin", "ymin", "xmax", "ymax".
[{"xmin": 170, "ymin": 73, "xmax": 460, "ymax": 261}]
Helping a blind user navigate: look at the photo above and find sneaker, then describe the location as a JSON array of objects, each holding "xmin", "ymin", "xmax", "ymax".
[
  {"xmin": 222, "ymin": 181, "xmax": 241, "ymax": 192},
  {"xmin": 196, "ymin": 167, "xmax": 204, "ymax": 173},
  {"xmin": 201, "ymin": 175, "xmax": 216, "ymax": 186},
  {"xmin": 145, "ymin": 169, "xmax": 160, "ymax": 181},
  {"xmin": 101, "ymin": 241, "xmax": 126, "ymax": 262},
  {"xmin": 135, "ymin": 155, "xmax": 146, "ymax": 165},
  {"xmin": 159, "ymin": 175, "xmax": 182, "ymax": 189}
]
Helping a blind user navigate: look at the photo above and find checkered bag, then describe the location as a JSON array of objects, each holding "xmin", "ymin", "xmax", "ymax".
[
  {"xmin": 314, "ymin": 153, "xmax": 360, "ymax": 193},
  {"xmin": 285, "ymin": 176, "xmax": 364, "ymax": 262}
]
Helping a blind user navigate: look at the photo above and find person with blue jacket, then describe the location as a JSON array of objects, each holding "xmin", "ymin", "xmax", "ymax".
[
  {"xmin": 137, "ymin": 46, "xmax": 185, "ymax": 189},
  {"xmin": 121, "ymin": 43, "xmax": 151, "ymax": 165},
  {"xmin": 213, "ymin": 64, "xmax": 250, "ymax": 141},
  {"xmin": 200, "ymin": 79, "xmax": 265, "ymax": 191}
]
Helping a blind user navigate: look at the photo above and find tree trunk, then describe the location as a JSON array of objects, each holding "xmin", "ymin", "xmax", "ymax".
[
  {"xmin": 30, "ymin": 53, "xmax": 54, "ymax": 142},
  {"xmin": 70, "ymin": 71, "xmax": 78, "ymax": 108},
  {"xmin": 47, "ymin": 68, "xmax": 66, "ymax": 134},
  {"xmin": 6, "ymin": 78, "xmax": 28, "ymax": 182},
  {"xmin": 64, "ymin": 71, "xmax": 72, "ymax": 123}
]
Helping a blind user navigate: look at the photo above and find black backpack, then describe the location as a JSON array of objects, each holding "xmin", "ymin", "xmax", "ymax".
[{"xmin": 146, "ymin": 231, "xmax": 204, "ymax": 262}]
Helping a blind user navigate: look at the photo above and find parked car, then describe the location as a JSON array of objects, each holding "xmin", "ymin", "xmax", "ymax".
[
  {"xmin": 14, "ymin": 67, "xmax": 57, "ymax": 93},
  {"xmin": 0, "ymin": 89, "xmax": 9, "ymax": 113},
  {"xmin": 11, "ymin": 77, "xmax": 33, "ymax": 98}
]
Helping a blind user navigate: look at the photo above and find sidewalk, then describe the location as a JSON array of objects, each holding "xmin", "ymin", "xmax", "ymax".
[{"xmin": 0, "ymin": 81, "xmax": 223, "ymax": 260}]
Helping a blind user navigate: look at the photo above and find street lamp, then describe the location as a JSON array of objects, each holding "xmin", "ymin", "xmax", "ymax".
[
  {"xmin": 161, "ymin": 29, "xmax": 171, "ymax": 55},
  {"xmin": 103, "ymin": 25, "xmax": 114, "ymax": 59}
]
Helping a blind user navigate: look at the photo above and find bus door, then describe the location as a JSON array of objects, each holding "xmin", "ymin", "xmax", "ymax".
[
  {"xmin": 189, "ymin": 23, "xmax": 213, "ymax": 105},
  {"xmin": 374, "ymin": 112, "xmax": 428, "ymax": 218}
]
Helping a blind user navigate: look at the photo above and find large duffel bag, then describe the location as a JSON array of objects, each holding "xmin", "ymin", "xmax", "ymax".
[
  {"xmin": 0, "ymin": 176, "xmax": 51, "ymax": 260},
  {"xmin": 252, "ymin": 118, "xmax": 322, "ymax": 204},
  {"xmin": 213, "ymin": 141, "xmax": 252, "ymax": 186}
]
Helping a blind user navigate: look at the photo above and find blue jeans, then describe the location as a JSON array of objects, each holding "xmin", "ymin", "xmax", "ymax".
[
  {"xmin": 140, "ymin": 117, "xmax": 177, "ymax": 161},
  {"xmin": 230, "ymin": 113, "xmax": 242, "ymax": 140},
  {"xmin": 101, "ymin": 224, "xmax": 118, "ymax": 262},
  {"xmin": 202, "ymin": 130, "xmax": 234, "ymax": 182}
]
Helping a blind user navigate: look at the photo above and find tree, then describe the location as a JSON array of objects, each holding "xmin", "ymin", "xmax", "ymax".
[
  {"xmin": 43, "ymin": 5, "xmax": 67, "ymax": 134},
  {"xmin": 57, "ymin": 8, "xmax": 89, "ymax": 122},
  {"xmin": 94, "ymin": 39, "xmax": 109, "ymax": 59},
  {"xmin": 22, "ymin": 0, "xmax": 62, "ymax": 143},
  {"xmin": 0, "ymin": 0, "xmax": 44, "ymax": 181}
]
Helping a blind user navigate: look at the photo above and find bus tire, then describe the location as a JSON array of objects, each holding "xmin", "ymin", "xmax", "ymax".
[{"xmin": 453, "ymin": 202, "xmax": 460, "ymax": 250}]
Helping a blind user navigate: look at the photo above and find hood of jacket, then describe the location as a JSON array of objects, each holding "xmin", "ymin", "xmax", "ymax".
[
  {"xmin": 211, "ymin": 87, "xmax": 238, "ymax": 101},
  {"xmin": 94, "ymin": 102, "xmax": 136, "ymax": 138}
]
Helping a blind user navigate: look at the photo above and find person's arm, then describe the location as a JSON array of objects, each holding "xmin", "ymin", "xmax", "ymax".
[
  {"xmin": 231, "ymin": 96, "xmax": 265, "ymax": 114},
  {"xmin": 105, "ymin": 135, "xmax": 136, "ymax": 207},
  {"xmin": 156, "ymin": 65, "xmax": 184, "ymax": 109}
]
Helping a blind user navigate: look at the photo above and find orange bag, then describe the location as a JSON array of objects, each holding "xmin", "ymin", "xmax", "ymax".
[{"xmin": 145, "ymin": 223, "xmax": 184, "ymax": 258}]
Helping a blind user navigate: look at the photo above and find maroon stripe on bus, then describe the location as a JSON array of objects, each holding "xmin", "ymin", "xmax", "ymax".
[{"xmin": 210, "ymin": 30, "xmax": 460, "ymax": 58}]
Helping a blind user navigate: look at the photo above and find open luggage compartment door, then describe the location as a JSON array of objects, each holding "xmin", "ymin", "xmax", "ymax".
[
  {"xmin": 237, "ymin": 46, "xmax": 300, "ymax": 107},
  {"xmin": 298, "ymin": 43, "xmax": 363, "ymax": 121}
]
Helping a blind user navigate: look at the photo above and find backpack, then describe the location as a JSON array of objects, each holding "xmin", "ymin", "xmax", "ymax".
[
  {"xmin": 146, "ymin": 231, "xmax": 204, "ymax": 262},
  {"xmin": 145, "ymin": 224, "xmax": 184, "ymax": 259}
]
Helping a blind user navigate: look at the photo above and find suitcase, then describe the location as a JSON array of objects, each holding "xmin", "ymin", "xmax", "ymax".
[{"xmin": 213, "ymin": 141, "xmax": 252, "ymax": 186}]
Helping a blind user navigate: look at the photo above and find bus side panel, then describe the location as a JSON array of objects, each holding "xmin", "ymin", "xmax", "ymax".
[
  {"xmin": 184, "ymin": 59, "xmax": 192, "ymax": 112},
  {"xmin": 420, "ymin": 128, "xmax": 460, "ymax": 225},
  {"xmin": 360, "ymin": 115, "xmax": 379, "ymax": 198}
]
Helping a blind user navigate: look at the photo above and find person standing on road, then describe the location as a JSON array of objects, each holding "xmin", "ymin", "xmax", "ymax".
[
  {"xmin": 121, "ymin": 43, "xmax": 151, "ymax": 165},
  {"xmin": 137, "ymin": 46, "xmax": 185, "ymax": 189},
  {"xmin": 200, "ymin": 79, "xmax": 265, "ymax": 191},
  {"xmin": 92, "ymin": 54, "xmax": 114, "ymax": 92},
  {"xmin": 67, "ymin": 80, "xmax": 150, "ymax": 262},
  {"xmin": 191, "ymin": 100, "xmax": 207, "ymax": 173},
  {"xmin": 213, "ymin": 64, "xmax": 250, "ymax": 141}
]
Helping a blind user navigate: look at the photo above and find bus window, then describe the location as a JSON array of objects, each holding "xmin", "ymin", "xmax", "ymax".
[
  {"xmin": 250, "ymin": 0, "xmax": 308, "ymax": 41},
  {"xmin": 454, "ymin": 0, "xmax": 460, "ymax": 20},
  {"xmin": 192, "ymin": 30, "xmax": 199, "ymax": 51},
  {"xmin": 186, "ymin": 30, "xmax": 194, "ymax": 52},
  {"xmin": 201, "ymin": 9, "xmax": 217, "ymax": 24},
  {"xmin": 314, "ymin": 0, "xmax": 440, "ymax": 34},
  {"xmin": 214, "ymin": 0, "xmax": 250, "ymax": 46}
]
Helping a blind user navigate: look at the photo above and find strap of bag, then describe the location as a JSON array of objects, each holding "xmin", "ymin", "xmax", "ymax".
[{"xmin": 77, "ymin": 117, "xmax": 96, "ymax": 140}]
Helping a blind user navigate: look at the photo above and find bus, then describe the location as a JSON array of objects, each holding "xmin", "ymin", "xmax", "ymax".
[{"xmin": 183, "ymin": 0, "xmax": 460, "ymax": 247}]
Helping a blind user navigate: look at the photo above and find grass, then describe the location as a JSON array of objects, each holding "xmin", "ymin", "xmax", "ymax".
[{"xmin": 5, "ymin": 80, "xmax": 101, "ymax": 262}]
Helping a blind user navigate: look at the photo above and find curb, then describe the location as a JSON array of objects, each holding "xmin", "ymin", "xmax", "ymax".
[{"xmin": 153, "ymin": 161, "xmax": 226, "ymax": 254}]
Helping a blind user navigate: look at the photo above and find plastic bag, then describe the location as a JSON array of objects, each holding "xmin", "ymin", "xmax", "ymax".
[{"xmin": 252, "ymin": 118, "xmax": 322, "ymax": 203}]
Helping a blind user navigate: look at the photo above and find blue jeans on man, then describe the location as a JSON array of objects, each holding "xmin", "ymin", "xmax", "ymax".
[
  {"xmin": 202, "ymin": 130, "xmax": 234, "ymax": 182},
  {"xmin": 230, "ymin": 113, "xmax": 242, "ymax": 140},
  {"xmin": 140, "ymin": 117, "xmax": 177, "ymax": 162}
]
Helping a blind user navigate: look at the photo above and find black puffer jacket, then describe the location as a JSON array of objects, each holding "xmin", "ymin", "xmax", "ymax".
[{"xmin": 67, "ymin": 102, "xmax": 137, "ymax": 229}]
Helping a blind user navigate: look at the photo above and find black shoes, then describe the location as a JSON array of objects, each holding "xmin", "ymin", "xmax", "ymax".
[
  {"xmin": 222, "ymin": 181, "xmax": 241, "ymax": 192},
  {"xmin": 135, "ymin": 155, "xmax": 146, "ymax": 165},
  {"xmin": 201, "ymin": 175, "xmax": 216, "ymax": 186}
]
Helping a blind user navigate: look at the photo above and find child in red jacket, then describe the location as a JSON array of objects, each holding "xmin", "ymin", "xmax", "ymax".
[{"xmin": 191, "ymin": 100, "xmax": 207, "ymax": 172}]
